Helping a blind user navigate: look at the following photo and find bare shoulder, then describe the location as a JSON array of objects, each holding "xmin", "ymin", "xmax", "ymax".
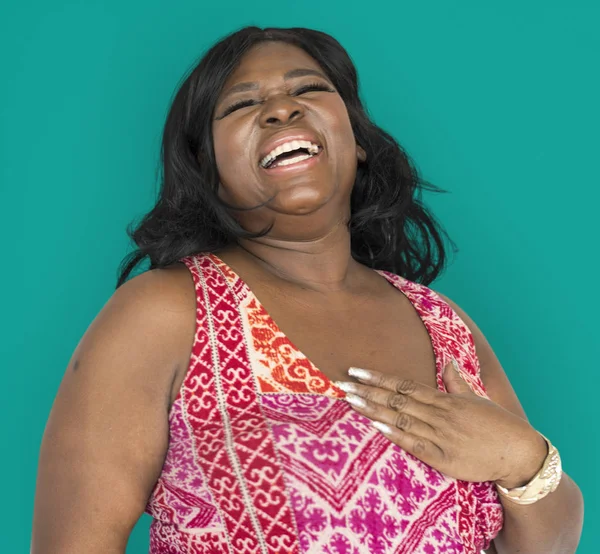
[
  {"xmin": 111, "ymin": 261, "xmax": 197, "ymax": 402},
  {"xmin": 31, "ymin": 261, "xmax": 197, "ymax": 553},
  {"xmin": 116, "ymin": 261, "xmax": 195, "ymax": 316}
]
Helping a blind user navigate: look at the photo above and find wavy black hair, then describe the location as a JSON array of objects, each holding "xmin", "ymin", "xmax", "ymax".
[{"xmin": 116, "ymin": 26, "xmax": 456, "ymax": 289}]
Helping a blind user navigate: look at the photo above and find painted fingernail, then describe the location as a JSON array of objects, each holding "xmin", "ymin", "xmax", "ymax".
[
  {"xmin": 348, "ymin": 367, "xmax": 373, "ymax": 381},
  {"xmin": 345, "ymin": 393, "xmax": 367, "ymax": 408},
  {"xmin": 372, "ymin": 421, "xmax": 393, "ymax": 434},
  {"xmin": 333, "ymin": 381, "xmax": 358, "ymax": 393},
  {"xmin": 443, "ymin": 359, "xmax": 458, "ymax": 376}
]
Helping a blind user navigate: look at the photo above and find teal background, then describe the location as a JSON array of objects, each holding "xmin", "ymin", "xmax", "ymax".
[{"xmin": 2, "ymin": 2, "xmax": 598, "ymax": 552}]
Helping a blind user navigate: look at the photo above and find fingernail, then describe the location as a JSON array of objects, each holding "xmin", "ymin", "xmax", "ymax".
[
  {"xmin": 443, "ymin": 358, "xmax": 458, "ymax": 376},
  {"xmin": 348, "ymin": 367, "xmax": 373, "ymax": 381},
  {"xmin": 372, "ymin": 421, "xmax": 393, "ymax": 434},
  {"xmin": 333, "ymin": 381, "xmax": 358, "ymax": 393},
  {"xmin": 345, "ymin": 393, "xmax": 367, "ymax": 408}
]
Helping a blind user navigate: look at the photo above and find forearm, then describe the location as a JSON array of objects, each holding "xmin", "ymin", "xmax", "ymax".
[{"xmin": 493, "ymin": 472, "xmax": 583, "ymax": 554}]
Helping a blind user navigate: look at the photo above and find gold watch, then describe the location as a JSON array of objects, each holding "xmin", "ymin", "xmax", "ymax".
[{"xmin": 496, "ymin": 433, "xmax": 562, "ymax": 505}]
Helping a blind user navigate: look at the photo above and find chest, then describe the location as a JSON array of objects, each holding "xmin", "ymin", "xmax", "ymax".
[{"xmin": 247, "ymin": 284, "xmax": 440, "ymax": 390}]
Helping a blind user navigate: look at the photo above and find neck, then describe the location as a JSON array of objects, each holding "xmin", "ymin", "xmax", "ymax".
[{"xmin": 233, "ymin": 221, "xmax": 365, "ymax": 294}]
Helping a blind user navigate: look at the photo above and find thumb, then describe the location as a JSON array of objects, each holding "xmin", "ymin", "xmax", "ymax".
[{"xmin": 443, "ymin": 359, "xmax": 473, "ymax": 395}]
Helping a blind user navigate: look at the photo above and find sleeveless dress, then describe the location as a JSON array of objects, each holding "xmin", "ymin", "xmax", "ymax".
[{"xmin": 144, "ymin": 252, "xmax": 504, "ymax": 554}]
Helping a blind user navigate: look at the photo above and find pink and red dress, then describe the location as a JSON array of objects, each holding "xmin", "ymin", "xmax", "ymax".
[{"xmin": 144, "ymin": 253, "xmax": 503, "ymax": 553}]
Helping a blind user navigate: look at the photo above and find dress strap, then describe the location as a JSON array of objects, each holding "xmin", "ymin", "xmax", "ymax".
[
  {"xmin": 376, "ymin": 270, "xmax": 490, "ymax": 399},
  {"xmin": 178, "ymin": 254, "xmax": 300, "ymax": 554}
]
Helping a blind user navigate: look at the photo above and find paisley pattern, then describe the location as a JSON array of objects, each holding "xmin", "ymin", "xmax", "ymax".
[{"xmin": 145, "ymin": 253, "xmax": 504, "ymax": 553}]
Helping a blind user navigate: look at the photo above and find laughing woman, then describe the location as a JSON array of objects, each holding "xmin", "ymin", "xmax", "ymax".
[{"xmin": 32, "ymin": 27, "xmax": 583, "ymax": 554}]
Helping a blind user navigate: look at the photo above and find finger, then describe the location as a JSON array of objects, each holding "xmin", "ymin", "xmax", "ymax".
[
  {"xmin": 345, "ymin": 367, "xmax": 443, "ymax": 405},
  {"xmin": 378, "ymin": 408, "xmax": 438, "ymax": 442},
  {"xmin": 345, "ymin": 394, "xmax": 437, "ymax": 441},
  {"xmin": 371, "ymin": 421, "xmax": 444, "ymax": 466},
  {"xmin": 336, "ymin": 381, "xmax": 442, "ymax": 425},
  {"xmin": 442, "ymin": 359, "xmax": 475, "ymax": 395}
]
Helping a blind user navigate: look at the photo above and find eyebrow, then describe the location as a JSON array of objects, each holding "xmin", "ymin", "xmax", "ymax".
[{"xmin": 220, "ymin": 68, "xmax": 330, "ymax": 100}]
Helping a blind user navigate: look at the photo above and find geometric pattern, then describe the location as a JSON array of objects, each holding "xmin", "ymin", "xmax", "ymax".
[{"xmin": 145, "ymin": 253, "xmax": 504, "ymax": 553}]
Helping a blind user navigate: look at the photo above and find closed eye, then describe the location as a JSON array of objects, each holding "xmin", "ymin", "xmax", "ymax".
[
  {"xmin": 293, "ymin": 82, "xmax": 336, "ymax": 95},
  {"xmin": 217, "ymin": 82, "xmax": 336, "ymax": 119},
  {"xmin": 218, "ymin": 98, "xmax": 257, "ymax": 119}
]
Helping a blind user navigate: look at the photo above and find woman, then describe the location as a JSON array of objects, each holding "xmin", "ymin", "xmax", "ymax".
[{"xmin": 32, "ymin": 26, "xmax": 583, "ymax": 553}]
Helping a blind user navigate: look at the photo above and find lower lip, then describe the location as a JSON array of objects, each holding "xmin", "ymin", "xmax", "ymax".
[{"xmin": 260, "ymin": 150, "xmax": 323, "ymax": 176}]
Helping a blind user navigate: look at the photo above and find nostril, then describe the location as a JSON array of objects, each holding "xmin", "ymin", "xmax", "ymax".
[{"xmin": 264, "ymin": 107, "xmax": 303, "ymax": 126}]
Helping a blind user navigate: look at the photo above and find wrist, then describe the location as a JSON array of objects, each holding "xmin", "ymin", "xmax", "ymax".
[{"xmin": 495, "ymin": 428, "xmax": 548, "ymax": 490}]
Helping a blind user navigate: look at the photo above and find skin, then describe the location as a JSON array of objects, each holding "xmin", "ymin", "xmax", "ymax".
[
  {"xmin": 31, "ymin": 41, "xmax": 584, "ymax": 553},
  {"xmin": 334, "ymin": 362, "xmax": 548, "ymax": 486}
]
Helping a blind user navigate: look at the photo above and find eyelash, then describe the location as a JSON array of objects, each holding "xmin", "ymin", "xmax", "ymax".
[{"xmin": 219, "ymin": 82, "xmax": 335, "ymax": 118}]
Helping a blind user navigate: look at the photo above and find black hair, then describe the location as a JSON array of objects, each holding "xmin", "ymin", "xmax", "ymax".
[{"xmin": 116, "ymin": 26, "xmax": 456, "ymax": 288}]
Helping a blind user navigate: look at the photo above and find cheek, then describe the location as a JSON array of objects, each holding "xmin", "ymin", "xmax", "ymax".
[
  {"xmin": 212, "ymin": 123, "xmax": 251, "ymax": 183},
  {"xmin": 212, "ymin": 125, "xmax": 232, "ymax": 175},
  {"xmin": 212, "ymin": 123, "xmax": 259, "ymax": 205},
  {"xmin": 324, "ymin": 100, "xmax": 356, "ymax": 151}
]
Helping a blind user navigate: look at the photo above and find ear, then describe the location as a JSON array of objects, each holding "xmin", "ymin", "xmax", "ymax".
[{"xmin": 356, "ymin": 144, "xmax": 367, "ymax": 163}]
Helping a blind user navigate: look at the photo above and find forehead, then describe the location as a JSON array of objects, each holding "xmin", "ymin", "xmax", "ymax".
[{"xmin": 224, "ymin": 41, "xmax": 322, "ymax": 85}]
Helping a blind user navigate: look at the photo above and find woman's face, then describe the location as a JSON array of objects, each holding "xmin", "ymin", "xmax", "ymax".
[{"xmin": 211, "ymin": 41, "xmax": 365, "ymax": 239}]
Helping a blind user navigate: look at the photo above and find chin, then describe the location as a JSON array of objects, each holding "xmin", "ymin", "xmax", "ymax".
[{"xmin": 269, "ymin": 184, "xmax": 334, "ymax": 215}]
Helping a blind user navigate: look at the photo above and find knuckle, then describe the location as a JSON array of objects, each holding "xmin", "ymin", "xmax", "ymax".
[
  {"xmin": 363, "ymin": 388, "xmax": 377, "ymax": 402},
  {"xmin": 394, "ymin": 412, "xmax": 412, "ymax": 431},
  {"xmin": 360, "ymin": 388, "xmax": 372, "ymax": 400},
  {"xmin": 388, "ymin": 393, "xmax": 408, "ymax": 411},
  {"xmin": 412, "ymin": 439, "xmax": 427, "ymax": 456},
  {"xmin": 396, "ymin": 379, "xmax": 417, "ymax": 395},
  {"xmin": 372, "ymin": 374, "xmax": 385, "ymax": 388}
]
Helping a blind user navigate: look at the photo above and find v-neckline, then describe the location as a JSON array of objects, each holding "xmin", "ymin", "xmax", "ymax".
[{"xmin": 206, "ymin": 252, "xmax": 444, "ymax": 396}]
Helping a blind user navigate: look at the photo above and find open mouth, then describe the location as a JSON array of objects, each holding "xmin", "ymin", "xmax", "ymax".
[{"xmin": 259, "ymin": 140, "xmax": 322, "ymax": 170}]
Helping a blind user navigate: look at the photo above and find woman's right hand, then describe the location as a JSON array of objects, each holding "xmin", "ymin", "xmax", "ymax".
[{"xmin": 31, "ymin": 265, "xmax": 196, "ymax": 553}]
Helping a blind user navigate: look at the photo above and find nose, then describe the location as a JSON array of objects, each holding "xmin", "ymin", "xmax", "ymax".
[{"xmin": 258, "ymin": 95, "xmax": 305, "ymax": 127}]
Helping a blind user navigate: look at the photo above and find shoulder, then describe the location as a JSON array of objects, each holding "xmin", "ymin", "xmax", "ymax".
[
  {"xmin": 432, "ymin": 291, "xmax": 485, "ymax": 346},
  {"xmin": 385, "ymin": 273, "xmax": 475, "ymax": 330},
  {"xmin": 76, "ymin": 261, "xmax": 199, "ymax": 408},
  {"xmin": 432, "ymin": 289, "xmax": 529, "ymax": 420},
  {"xmin": 33, "ymin": 261, "xmax": 198, "ymax": 549},
  {"xmin": 104, "ymin": 261, "xmax": 197, "ymax": 374},
  {"xmin": 116, "ymin": 261, "xmax": 195, "ymax": 310},
  {"xmin": 429, "ymin": 289, "xmax": 494, "ymax": 372},
  {"xmin": 429, "ymin": 290, "xmax": 499, "ymax": 381},
  {"xmin": 118, "ymin": 259, "xmax": 197, "ymax": 331}
]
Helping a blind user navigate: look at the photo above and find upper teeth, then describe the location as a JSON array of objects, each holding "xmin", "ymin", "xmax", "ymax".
[{"xmin": 260, "ymin": 140, "xmax": 320, "ymax": 168}]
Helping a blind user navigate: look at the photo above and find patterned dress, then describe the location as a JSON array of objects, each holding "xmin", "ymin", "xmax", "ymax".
[{"xmin": 144, "ymin": 253, "xmax": 504, "ymax": 553}]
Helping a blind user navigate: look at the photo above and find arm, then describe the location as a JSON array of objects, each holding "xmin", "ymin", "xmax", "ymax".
[
  {"xmin": 438, "ymin": 293, "xmax": 584, "ymax": 554},
  {"xmin": 31, "ymin": 265, "xmax": 196, "ymax": 553}
]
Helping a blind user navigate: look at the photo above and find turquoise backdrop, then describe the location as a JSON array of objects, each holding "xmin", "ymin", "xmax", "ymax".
[{"xmin": 2, "ymin": 2, "xmax": 598, "ymax": 552}]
